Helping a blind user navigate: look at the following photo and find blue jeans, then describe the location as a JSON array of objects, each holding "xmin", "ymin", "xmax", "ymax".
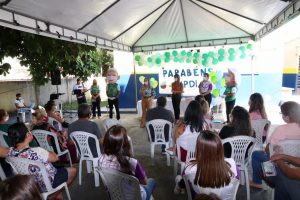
[
  {"xmin": 251, "ymin": 151, "xmax": 270, "ymax": 184},
  {"xmin": 274, "ymin": 167, "xmax": 300, "ymax": 200},
  {"xmin": 142, "ymin": 178, "xmax": 156, "ymax": 200}
]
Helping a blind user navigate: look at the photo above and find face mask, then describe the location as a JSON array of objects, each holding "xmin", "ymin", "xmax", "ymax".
[
  {"xmin": 144, "ymin": 82, "xmax": 148, "ymax": 85},
  {"xmin": 108, "ymin": 76, "xmax": 116, "ymax": 81},
  {"xmin": 203, "ymin": 77, "xmax": 208, "ymax": 81},
  {"xmin": 174, "ymin": 78, "xmax": 178, "ymax": 81}
]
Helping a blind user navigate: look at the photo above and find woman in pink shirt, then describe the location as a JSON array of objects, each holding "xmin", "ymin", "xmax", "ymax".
[
  {"xmin": 251, "ymin": 101, "xmax": 300, "ymax": 189},
  {"xmin": 248, "ymin": 93, "xmax": 269, "ymax": 137}
]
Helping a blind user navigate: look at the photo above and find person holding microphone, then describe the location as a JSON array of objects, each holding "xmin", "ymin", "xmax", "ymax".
[{"xmin": 171, "ymin": 74, "xmax": 184, "ymax": 121}]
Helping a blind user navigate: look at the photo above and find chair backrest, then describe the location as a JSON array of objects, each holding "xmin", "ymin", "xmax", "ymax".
[
  {"xmin": 270, "ymin": 139, "xmax": 300, "ymax": 157},
  {"xmin": 251, "ymin": 119, "xmax": 270, "ymax": 150},
  {"xmin": 176, "ymin": 133, "xmax": 199, "ymax": 163},
  {"xmin": 0, "ymin": 130, "xmax": 9, "ymax": 148},
  {"xmin": 6, "ymin": 156, "xmax": 53, "ymax": 192},
  {"xmin": 98, "ymin": 167, "xmax": 142, "ymax": 200},
  {"xmin": 70, "ymin": 131, "xmax": 101, "ymax": 159},
  {"xmin": 32, "ymin": 129, "xmax": 61, "ymax": 153},
  {"xmin": 222, "ymin": 136, "xmax": 256, "ymax": 166},
  {"xmin": 183, "ymin": 172, "xmax": 239, "ymax": 200},
  {"xmin": 103, "ymin": 118, "xmax": 121, "ymax": 130},
  {"xmin": 127, "ymin": 135, "xmax": 134, "ymax": 157},
  {"xmin": 145, "ymin": 119, "xmax": 172, "ymax": 144},
  {"xmin": 48, "ymin": 117, "xmax": 63, "ymax": 131}
]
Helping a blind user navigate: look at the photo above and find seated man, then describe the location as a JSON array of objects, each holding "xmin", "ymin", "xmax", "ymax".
[
  {"xmin": 146, "ymin": 96, "xmax": 175, "ymax": 154},
  {"xmin": 14, "ymin": 93, "xmax": 34, "ymax": 121},
  {"xmin": 68, "ymin": 103, "xmax": 103, "ymax": 156}
]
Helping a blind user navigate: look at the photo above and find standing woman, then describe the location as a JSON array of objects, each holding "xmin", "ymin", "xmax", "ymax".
[
  {"xmin": 90, "ymin": 79, "xmax": 101, "ymax": 118},
  {"xmin": 140, "ymin": 77, "xmax": 156, "ymax": 128},
  {"xmin": 172, "ymin": 74, "xmax": 184, "ymax": 121},
  {"xmin": 224, "ymin": 69, "xmax": 238, "ymax": 123},
  {"xmin": 198, "ymin": 73, "xmax": 213, "ymax": 107}
]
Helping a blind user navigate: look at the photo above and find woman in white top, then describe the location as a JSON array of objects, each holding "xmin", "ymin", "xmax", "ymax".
[{"xmin": 175, "ymin": 130, "xmax": 238, "ymax": 200}]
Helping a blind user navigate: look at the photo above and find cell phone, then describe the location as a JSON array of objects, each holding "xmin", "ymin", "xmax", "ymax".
[{"xmin": 262, "ymin": 161, "xmax": 276, "ymax": 176}]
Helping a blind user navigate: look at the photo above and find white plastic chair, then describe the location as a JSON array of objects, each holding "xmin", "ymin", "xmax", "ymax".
[
  {"xmin": 270, "ymin": 139, "xmax": 300, "ymax": 157},
  {"xmin": 97, "ymin": 167, "xmax": 143, "ymax": 200},
  {"xmin": 0, "ymin": 164, "xmax": 6, "ymax": 180},
  {"xmin": 103, "ymin": 118, "xmax": 121, "ymax": 130},
  {"xmin": 222, "ymin": 136, "xmax": 256, "ymax": 200},
  {"xmin": 32, "ymin": 130, "xmax": 72, "ymax": 167},
  {"xmin": 251, "ymin": 119, "xmax": 270, "ymax": 151},
  {"xmin": 145, "ymin": 119, "xmax": 172, "ymax": 166},
  {"xmin": 0, "ymin": 130, "xmax": 9, "ymax": 148},
  {"xmin": 175, "ymin": 133, "xmax": 199, "ymax": 175},
  {"xmin": 70, "ymin": 131, "xmax": 102, "ymax": 187},
  {"xmin": 183, "ymin": 172, "xmax": 240, "ymax": 200},
  {"xmin": 48, "ymin": 117, "xmax": 63, "ymax": 131},
  {"xmin": 6, "ymin": 157, "xmax": 71, "ymax": 200}
]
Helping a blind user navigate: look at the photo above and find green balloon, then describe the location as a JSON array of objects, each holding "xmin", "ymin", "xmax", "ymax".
[
  {"xmin": 187, "ymin": 51, "xmax": 192, "ymax": 57},
  {"xmin": 193, "ymin": 52, "xmax": 200, "ymax": 58},
  {"xmin": 212, "ymin": 58, "xmax": 218, "ymax": 65},
  {"xmin": 172, "ymin": 50, "xmax": 178, "ymax": 57},
  {"xmin": 193, "ymin": 59, "xmax": 198, "ymax": 64},
  {"xmin": 221, "ymin": 78, "xmax": 226, "ymax": 87},
  {"xmin": 179, "ymin": 58, "xmax": 184, "ymax": 63},
  {"xmin": 228, "ymin": 48, "xmax": 235, "ymax": 54},
  {"xmin": 202, "ymin": 60, "xmax": 207, "ymax": 66},
  {"xmin": 155, "ymin": 58, "xmax": 161, "ymax": 65},
  {"xmin": 164, "ymin": 57, "xmax": 170, "ymax": 63},
  {"xmin": 240, "ymin": 53, "xmax": 246, "ymax": 59},
  {"xmin": 209, "ymin": 71, "xmax": 216, "ymax": 77},
  {"xmin": 211, "ymin": 76, "xmax": 218, "ymax": 84},
  {"xmin": 212, "ymin": 89, "xmax": 220, "ymax": 97},
  {"xmin": 186, "ymin": 58, "xmax": 191, "ymax": 63},
  {"xmin": 218, "ymin": 56, "xmax": 225, "ymax": 62},
  {"xmin": 239, "ymin": 46, "xmax": 246, "ymax": 52},
  {"xmin": 247, "ymin": 44, "xmax": 253, "ymax": 50},
  {"xmin": 135, "ymin": 55, "xmax": 141, "ymax": 61},
  {"xmin": 174, "ymin": 57, "xmax": 179, "ymax": 62},
  {"xmin": 218, "ymin": 48, "xmax": 225, "ymax": 55},
  {"xmin": 147, "ymin": 57, "xmax": 153, "ymax": 63},
  {"xmin": 180, "ymin": 50, "xmax": 186, "ymax": 56},
  {"xmin": 138, "ymin": 61, "xmax": 143, "ymax": 66},
  {"xmin": 165, "ymin": 52, "xmax": 171, "ymax": 57},
  {"xmin": 229, "ymin": 55, "xmax": 235, "ymax": 61},
  {"xmin": 202, "ymin": 53, "xmax": 208, "ymax": 59},
  {"xmin": 208, "ymin": 51, "xmax": 215, "ymax": 58}
]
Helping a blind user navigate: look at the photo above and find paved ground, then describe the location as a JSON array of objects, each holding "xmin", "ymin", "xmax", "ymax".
[{"xmin": 62, "ymin": 113, "xmax": 273, "ymax": 200}]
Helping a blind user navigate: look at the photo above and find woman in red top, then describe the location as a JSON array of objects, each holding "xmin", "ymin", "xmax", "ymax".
[{"xmin": 171, "ymin": 74, "xmax": 184, "ymax": 120}]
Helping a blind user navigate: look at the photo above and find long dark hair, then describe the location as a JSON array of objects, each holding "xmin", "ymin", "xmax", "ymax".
[
  {"xmin": 184, "ymin": 100, "xmax": 204, "ymax": 133},
  {"xmin": 281, "ymin": 101, "xmax": 300, "ymax": 126},
  {"xmin": 229, "ymin": 106, "xmax": 252, "ymax": 136},
  {"xmin": 194, "ymin": 130, "xmax": 232, "ymax": 188},
  {"xmin": 7, "ymin": 123, "xmax": 29, "ymax": 147},
  {"xmin": 249, "ymin": 93, "xmax": 267, "ymax": 119},
  {"xmin": 103, "ymin": 125, "xmax": 132, "ymax": 174},
  {"xmin": 0, "ymin": 175, "xmax": 42, "ymax": 200}
]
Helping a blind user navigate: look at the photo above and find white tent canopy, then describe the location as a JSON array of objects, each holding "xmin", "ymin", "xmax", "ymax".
[{"xmin": 0, "ymin": 0, "xmax": 298, "ymax": 52}]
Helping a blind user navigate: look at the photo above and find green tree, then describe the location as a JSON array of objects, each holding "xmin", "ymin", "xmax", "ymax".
[{"xmin": 0, "ymin": 27, "xmax": 113, "ymax": 85}]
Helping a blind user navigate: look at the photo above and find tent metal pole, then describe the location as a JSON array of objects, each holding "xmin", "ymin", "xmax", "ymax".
[
  {"xmin": 251, "ymin": 55, "xmax": 255, "ymax": 93},
  {"xmin": 179, "ymin": 0, "xmax": 189, "ymax": 42},
  {"xmin": 112, "ymin": 0, "xmax": 173, "ymax": 40},
  {"xmin": 131, "ymin": 0, "xmax": 175, "ymax": 47},
  {"xmin": 133, "ymin": 60, "xmax": 138, "ymax": 114},
  {"xmin": 193, "ymin": 0, "xmax": 264, "ymax": 25},
  {"xmin": 77, "ymin": 0, "xmax": 120, "ymax": 31},
  {"xmin": 189, "ymin": 0, "xmax": 253, "ymax": 36}
]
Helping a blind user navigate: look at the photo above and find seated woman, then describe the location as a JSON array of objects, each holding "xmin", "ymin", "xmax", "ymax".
[
  {"xmin": 198, "ymin": 98, "xmax": 213, "ymax": 130},
  {"xmin": 45, "ymin": 101, "xmax": 68, "ymax": 128},
  {"xmin": 248, "ymin": 93, "xmax": 269, "ymax": 139},
  {"xmin": 219, "ymin": 106, "xmax": 254, "ymax": 158},
  {"xmin": 174, "ymin": 100, "xmax": 204, "ymax": 162},
  {"xmin": 7, "ymin": 123, "xmax": 76, "ymax": 200},
  {"xmin": 251, "ymin": 101, "xmax": 300, "ymax": 189},
  {"xmin": 174, "ymin": 130, "xmax": 237, "ymax": 199},
  {"xmin": 98, "ymin": 125, "xmax": 155, "ymax": 200},
  {"xmin": 270, "ymin": 154, "xmax": 300, "ymax": 200},
  {"xmin": 0, "ymin": 109, "xmax": 11, "ymax": 146}
]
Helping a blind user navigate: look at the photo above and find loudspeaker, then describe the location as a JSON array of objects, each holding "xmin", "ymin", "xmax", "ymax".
[{"xmin": 51, "ymin": 70, "xmax": 61, "ymax": 85}]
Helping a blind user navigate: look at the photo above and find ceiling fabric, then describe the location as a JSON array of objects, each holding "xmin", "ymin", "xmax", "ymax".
[{"xmin": 0, "ymin": 0, "xmax": 291, "ymax": 52}]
